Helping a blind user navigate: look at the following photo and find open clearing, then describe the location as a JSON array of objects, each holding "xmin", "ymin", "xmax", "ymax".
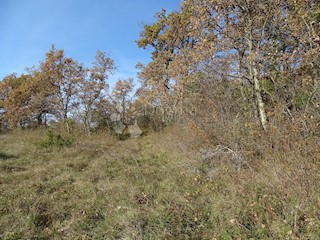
[{"xmin": 0, "ymin": 129, "xmax": 319, "ymax": 239}]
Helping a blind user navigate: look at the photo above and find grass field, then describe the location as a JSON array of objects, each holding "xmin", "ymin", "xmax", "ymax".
[{"xmin": 0, "ymin": 128, "xmax": 319, "ymax": 239}]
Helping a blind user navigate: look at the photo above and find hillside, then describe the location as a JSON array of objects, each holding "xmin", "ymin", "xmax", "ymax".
[{"xmin": 1, "ymin": 128, "xmax": 319, "ymax": 239}]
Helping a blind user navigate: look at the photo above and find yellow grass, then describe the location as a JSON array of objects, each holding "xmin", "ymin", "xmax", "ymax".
[{"xmin": 0, "ymin": 127, "xmax": 319, "ymax": 239}]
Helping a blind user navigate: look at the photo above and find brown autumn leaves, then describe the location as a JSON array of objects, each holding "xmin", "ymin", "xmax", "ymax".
[
  {"xmin": 1, "ymin": 0, "xmax": 319, "ymax": 135},
  {"xmin": 137, "ymin": 0, "xmax": 320, "ymax": 131}
]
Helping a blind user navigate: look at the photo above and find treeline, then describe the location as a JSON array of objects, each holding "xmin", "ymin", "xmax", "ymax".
[
  {"xmin": 0, "ymin": 46, "xmax": 142, "ymax": 134},
  {"xmin": 1, "ymin": 0, "xmax": 320, "ymax": 142}
]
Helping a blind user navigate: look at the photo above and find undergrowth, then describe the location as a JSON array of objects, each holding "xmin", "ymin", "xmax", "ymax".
[
  {"xmin": 39, "ymin": 128, "xmax": 75, "ymax": 148},
  {"xmin": 0, "ymin": 128, "xmax": 319, "ymax": 239}
]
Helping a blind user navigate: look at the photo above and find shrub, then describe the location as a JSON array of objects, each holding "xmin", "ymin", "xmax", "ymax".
[
  {"xmin": 113, "ymin": 132, "xmax": 131, "ymax": 141},
  {"xmin": 39, "ymin": 128, "xmax": 75, "ymax": 148}
]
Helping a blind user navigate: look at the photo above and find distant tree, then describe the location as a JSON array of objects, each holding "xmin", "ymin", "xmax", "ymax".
[
  {"xmin": 0, "ymin": 74, "xmax": 35, "ymax": 128},
  {"xmin": 77, "ymin": 51, "xmax": 115, "ymax": 134},
  {"xmin": 30, "ymin": 45, "xmax": 84, "ymax": 131},
  {"xmin": 0, "ymin": 46, "xmax": 116, "ymax": 133},
  {"xmin": 111, "ymin": 78, "xmax": 134, "ymax": 124},
  {"xmin": 92, "ymin": 97, "xmax": 114, "ymax": 130}
]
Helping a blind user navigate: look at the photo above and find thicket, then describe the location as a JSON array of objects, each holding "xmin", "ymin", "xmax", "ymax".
[{"xmin": 0, "ymin": 1, "xmax": 318, "ymax": 153}]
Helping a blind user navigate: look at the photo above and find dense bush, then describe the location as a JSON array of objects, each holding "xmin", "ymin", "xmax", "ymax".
[{"xmin": 39, "ymin": 128, "xmax": 75, "ymax": 148}]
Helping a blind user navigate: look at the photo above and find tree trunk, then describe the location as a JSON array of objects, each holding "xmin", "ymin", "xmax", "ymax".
[
  {"xmin": 83, "ymin": 109, "xmax": 91, "ymax": 136},
  {"xmin": 246, "ymin": 20, "xmax": 268, "ymax": 131},
  {"xmin": 63, "ymin": 111, "xmax": 71, "ymax": 134},
  {"xmin": 253, "ymin": 67, "xmax": 268, "ymax": 131}
]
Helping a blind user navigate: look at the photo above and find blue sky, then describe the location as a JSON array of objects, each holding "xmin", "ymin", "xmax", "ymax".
[{"xmin": 0, "ymin": 0, "xmax": 180, "ymax": 86}]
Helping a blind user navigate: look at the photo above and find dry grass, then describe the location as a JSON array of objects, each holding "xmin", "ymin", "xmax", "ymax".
[{"xmin": 0, "ymin": 127, "xmax": 319, "ymax": 239}]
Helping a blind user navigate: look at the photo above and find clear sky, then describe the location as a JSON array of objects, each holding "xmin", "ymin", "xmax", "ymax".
[{"xmin": 0, "ymin": 0, "xmax": 180, "ymax": 86}]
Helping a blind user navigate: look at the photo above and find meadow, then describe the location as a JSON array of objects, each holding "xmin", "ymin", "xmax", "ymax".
[{"xmin": 0, "ymin": 127, "xmax": 319, "ymax": 239}]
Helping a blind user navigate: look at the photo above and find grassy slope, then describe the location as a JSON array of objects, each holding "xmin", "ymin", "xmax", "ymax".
[{"xmin": 0, "ymin": 129, "xmax": 319, "ymax": 239}]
